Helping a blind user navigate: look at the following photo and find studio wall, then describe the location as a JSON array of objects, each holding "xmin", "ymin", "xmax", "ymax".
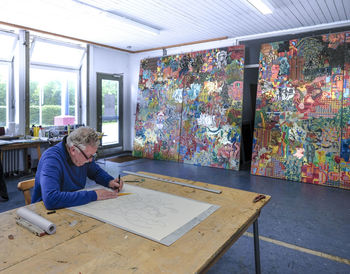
[
  {"xmin": 88, "ymin": 45, "xmax": 130, "ymax": 152},
  {"xmin": 133, "ymin": 46, "xmax": 245, "ymax": 170},
  {"xmin": 251, "ymin": 31, "xmax": 350, "ymax": 189}
]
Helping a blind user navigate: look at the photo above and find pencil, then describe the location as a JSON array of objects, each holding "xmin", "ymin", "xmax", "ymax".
[{"xmin": 118, "ymin": 193, "xmax": 133, "ymax": 196}]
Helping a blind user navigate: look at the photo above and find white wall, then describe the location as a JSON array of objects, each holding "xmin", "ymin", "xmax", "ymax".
[{"xmin": 88, "ymin": 45, "xmax": 132, "ymax": 150}]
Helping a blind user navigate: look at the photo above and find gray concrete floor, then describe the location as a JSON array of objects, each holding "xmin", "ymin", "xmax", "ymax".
[{"xmin": 1, "ymin": 158, "xmax": 349, "ymax": 273}]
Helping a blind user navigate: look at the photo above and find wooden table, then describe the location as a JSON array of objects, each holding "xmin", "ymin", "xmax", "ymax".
[
  {"xmin": 0, "ymin": 172, "xmax": 270, "ymax": 273},
  {"xmin": 0, "ymin": 141, "xmax": 42, "ymax": 161},
  {"xmin": 0, "ymin": 139, "xmax": 60, "ymax": 173}
]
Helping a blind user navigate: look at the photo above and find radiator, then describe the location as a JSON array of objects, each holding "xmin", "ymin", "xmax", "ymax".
[{"xmin": 1, "ymin": 149, "xmax": 25, "ymax": 175}]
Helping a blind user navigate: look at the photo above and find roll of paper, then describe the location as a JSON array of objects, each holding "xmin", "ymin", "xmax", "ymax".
[{"xmin": 17, "ymin": 207, "xmax": 56, "ymax": 235}]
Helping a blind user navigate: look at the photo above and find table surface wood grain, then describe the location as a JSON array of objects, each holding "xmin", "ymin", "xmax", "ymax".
[{"xmin": 0, "ymin": 172, "xmax": 270, "ymax": 274}]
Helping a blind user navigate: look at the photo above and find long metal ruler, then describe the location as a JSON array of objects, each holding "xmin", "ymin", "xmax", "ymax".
[{"xmin": 122, "ymin": 170, "xmax": 222, "ymax": 194}]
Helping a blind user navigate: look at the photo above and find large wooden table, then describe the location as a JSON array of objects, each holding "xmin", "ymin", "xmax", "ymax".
[
  {"xmin": 0, "ymin": 172, "xmax": 270, "ymax": 273},
  {"xmin": 0, "ymin": 138, "xmax": 61, "ymax": 173},
  {"xmin": 0, "ymin": 140, "xmax": 43, "ymax": 161}
]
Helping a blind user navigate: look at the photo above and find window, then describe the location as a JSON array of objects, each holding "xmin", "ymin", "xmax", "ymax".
[
  {"xmin": 0, "ymin": 30, "xmax": 18, "ymax": 127},
  {"xmin": 31, "ymin": 38, "xmax": 85, "ymax": 69},
  {"xmin": 0, "ymin": 31, "xmax": 17, "ymax": 62},
  {"xmin": 30, "ymin": 37, "xmax": 85, "ymax": 128},
  {"xmin": 30, "ymin": 68, "xmax": 78, "ymax": 127},
  {"xmin": 0, "ymin": 64, "xmax": 9, "ymax": 127}
]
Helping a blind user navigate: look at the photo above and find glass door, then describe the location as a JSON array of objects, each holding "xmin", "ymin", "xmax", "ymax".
[{"xmin": 97, "ymin": 73, "xmax": 123, "ymax": 148}]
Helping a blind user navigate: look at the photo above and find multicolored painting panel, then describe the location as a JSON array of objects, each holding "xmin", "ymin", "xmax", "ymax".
[
  {"xmin": 133, "ymin": 57, "xmax": 182, "ymax": 161},
  {"xmin": 179, "ymin": 46, "xmax": 245, "ymax": 170},
  {"xmin": 251, "ymin": 32, "xmax": 350, "ymax": 190},
  {"xmin": 134, "ymin": 46, "xmax": 245, "ymax": 170}
]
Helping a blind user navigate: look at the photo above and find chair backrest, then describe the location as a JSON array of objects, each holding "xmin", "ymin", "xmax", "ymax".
[{"xmin": 17, "ymin": 178, "xmax": 35, "ymax": 205}]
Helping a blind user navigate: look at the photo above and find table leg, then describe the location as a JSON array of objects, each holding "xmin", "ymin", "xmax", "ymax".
[
  {"xmin": 36, "ymin": 144, "xmax": 42, "ymax": 160},
  {"xmin": 253, "ymin": 219, "xmax": 261, "ymax": 274},
  {"xmin": 24, "ymin": 148, "xmax": 29, "ymax": 173}
]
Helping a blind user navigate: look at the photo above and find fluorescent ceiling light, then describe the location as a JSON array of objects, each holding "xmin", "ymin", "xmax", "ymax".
[
  {"xmin": 103, "ymin": 12, "xmax": 160, "ymax": 36},
  {"xmin": 72, "ymin": 0, "xmax": 160, "ymax": 36},
  {"xmin": 247, "ymin": 0, "xmax": 273, "ymax": 15}
]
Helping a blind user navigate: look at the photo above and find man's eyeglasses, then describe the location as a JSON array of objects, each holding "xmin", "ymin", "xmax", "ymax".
[{"xmin": 74, "ymin": 145, "xmax": 97, "ymax": 161}]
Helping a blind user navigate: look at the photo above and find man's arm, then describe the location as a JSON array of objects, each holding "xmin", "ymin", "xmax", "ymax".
[
  {"xmin": 87, "ymin": 161, "xmax": 114, "ymax": 187},
  {"xmin": 40, "ymin": 161, "xmax": 97, "ymax": 209},
  {"xmin": 87, "ymin": 162, "xmax": 124, "ymax": 192}
]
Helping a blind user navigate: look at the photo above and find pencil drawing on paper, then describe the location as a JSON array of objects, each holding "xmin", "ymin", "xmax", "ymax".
[
  {"xmin": 119, "ymin": 194, "xmax": 178, "ymax": 229},
  {"xmin": 69, "ymin": 183, "xmax": 219, "ymax": 245}
]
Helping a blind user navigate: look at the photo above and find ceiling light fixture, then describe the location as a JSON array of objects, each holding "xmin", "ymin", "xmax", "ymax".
[
  {"xmin": 72, "ymin": 0, "xmax": 160, "ymax": 36},
  {"xmin": 103, "ymin": 12, "xmax": 160, "ymax": 36},
  {"xmin": 247, "ymin": 0, "xmax": 273, "ymax": 15}
]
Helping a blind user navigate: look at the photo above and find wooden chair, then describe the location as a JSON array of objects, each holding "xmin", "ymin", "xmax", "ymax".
[{"xmin": 17, "ymin": 178, "xmax": 35, "ymax": 205}]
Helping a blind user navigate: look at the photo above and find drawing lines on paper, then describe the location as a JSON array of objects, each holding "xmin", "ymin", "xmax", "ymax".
[
  {"xmin": 119, "ymin": 193, "xmax": 178, "ymax": 229},
  {"xmin": 70, "ymin": 184, "xmax": 219, "ymax": 245}
]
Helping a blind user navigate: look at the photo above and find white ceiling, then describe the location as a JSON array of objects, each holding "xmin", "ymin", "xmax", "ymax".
[{"xmin": 0, "ymin": 0, "xmax": 349, "ymax": 53}]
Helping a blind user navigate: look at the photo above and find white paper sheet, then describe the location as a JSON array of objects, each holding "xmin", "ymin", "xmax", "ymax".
[{"xmin": 69, "ymin": 184, "xmax": 219, "ymax": 245}]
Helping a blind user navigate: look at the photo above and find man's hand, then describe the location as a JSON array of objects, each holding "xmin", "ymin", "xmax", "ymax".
[
  {"xmin": 95, "ymin": 189, "xmax": 118, "ymax": 200},
  {"xmin": 108, "ymin": 177, "xmax": 124, "ymax": 192}
]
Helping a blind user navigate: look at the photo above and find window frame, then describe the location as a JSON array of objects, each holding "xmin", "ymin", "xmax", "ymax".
[
  {"xmin": 28, "ymin": 37, "xmax": 86, "ymax": 128},
  {"xmin": 0, "ymin": 29, "xmax": 17, "ymax": 129},
  {"xmin": 0, "ymin": 61, "xmax": 12, "ymax": 127},
  {"xmin": 30, "ymin": 36, "xmax": 86, "ymax": 70},
  {"xmin": 0, "ymin": 30, "xmax": 18, "ymax": 62},
  {"xmin": 29, "ymin": 65, "xmax": 82, "ymax": 127}
]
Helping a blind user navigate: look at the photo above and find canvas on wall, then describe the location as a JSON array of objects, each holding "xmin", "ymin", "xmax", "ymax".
[
  {"xmin": 133, "ymin": 46, "xmax": 245, "ymax": 170},
  {"xmin": 251, "ymin": 31, "xmax": 350, "ymax": 190}
]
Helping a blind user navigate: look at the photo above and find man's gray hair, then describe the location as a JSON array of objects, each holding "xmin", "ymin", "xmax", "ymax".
[{"xmin": 66, "ymin": 127, "xmax": 100, "ymax": 149}]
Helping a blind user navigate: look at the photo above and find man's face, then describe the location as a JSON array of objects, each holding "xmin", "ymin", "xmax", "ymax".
[{"xmin": 70, "ymin": 144, "xmax": 98, "ymax": 166}]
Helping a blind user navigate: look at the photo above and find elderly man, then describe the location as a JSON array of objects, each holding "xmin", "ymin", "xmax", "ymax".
[{"xmin": 32, "ymin": 127, "xmax": 123, "ymax": 209}]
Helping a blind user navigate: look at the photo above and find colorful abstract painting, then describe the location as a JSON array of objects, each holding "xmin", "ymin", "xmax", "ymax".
[
  {"xmin": 133, "ymin": 46, "xmax": 245, "ymax": 170},
  {"xmin": 251, "ymin": 32, "xmax": 350, "ymax": 190},
  {"xmin": 133, "ymin": 57, "xmax": 182, "ymax": 161}
]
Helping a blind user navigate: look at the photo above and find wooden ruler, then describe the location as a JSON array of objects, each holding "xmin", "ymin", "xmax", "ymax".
[{"xmin": 122, "ymin": 171, "xmax": 222, "ymax": 194}]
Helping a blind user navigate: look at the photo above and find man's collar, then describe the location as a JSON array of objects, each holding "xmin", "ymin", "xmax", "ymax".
[{"xmin": 63, "ymin": 136, "xmax": 74, "ymax": 165}]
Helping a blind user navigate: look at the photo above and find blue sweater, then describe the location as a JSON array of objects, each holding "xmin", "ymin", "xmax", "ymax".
[{"xmin": 31, "ymin": 138, "xmax": 113, "ymax": 209}]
